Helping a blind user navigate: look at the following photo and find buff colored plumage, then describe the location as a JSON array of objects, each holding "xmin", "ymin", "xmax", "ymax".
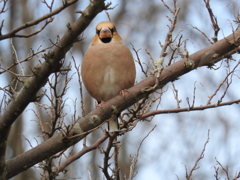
[{"xmin": 81, "ymin": 21, "xmax": 136, "ymax": 131}]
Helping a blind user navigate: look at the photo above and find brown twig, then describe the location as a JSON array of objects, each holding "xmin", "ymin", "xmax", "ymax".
[
  {"xmin": 129, "ymin": 125, "xmax": 157, "ymax": 179},
  {"xmin": 131, "ymin": 44, "xmax": 148, "ymax": 77},
  {"xmin": 41, "ymin": 0, "xmax": 55, "ymax": 12},
  {"xmin": 72, "ymin": 55, "xmax": 85, "ymax": 117},
  {"xmin": 0, "ymin": 0, "xmax": 78, "ymax": 40},
  {"xmin": 167, "ymin": 35, "xmax": 183, "ymax": 66},
  {"xmin": 141, "ymin": 99, "xmax": 240, "ymax": 119},
  {"xmin": 207, "ymin": 61, "xmax": 240, "ymax": 105},
  {"xmin": 186, "ymin": 81, "xmax": 198, "ymax": 109},
  {"xmin": 37, "ymin": 65, "xmax": 73, "ymax": 179},
  {"xmin": 0, "ymin": 0, "xmax": 9, "ymax": 14},
  {"xmin": 213, "ymin": 166, "xmax": 220, "ymax": 180},
  {"xmin": 160, "ymin": 0, "xmax": 180, "ymax": 58},
  {"xmin": 113, "ymin": 137, "xmax": 120, "ymax": 180},
  {"xmin": 58, "ymin": 135, "xmax": 108, "ymax": 173},
  {"xmin": 190, "ymin": 24, "xmax": 213, "ymax": 44},
  {"xmin": 171, "ymin": 82, "xmax": 181, "ymax": 108},
  {"xmin": 0, "ymin": 43, "xmax": 54, "ymax": 75},
  {"xmin": 215, "ymin": 158, "xmax": 230, "ymax": 180},
  {"xmin": 185, "ymin": 130, "xmax": 210, "ymax": 180},
  {"xmin": 101, "ymin": 133, "xmax": 118, "ymax": 180},
  {"xmin": 203, "ymin": 0, "xmax": 220, "ymax": 42},
  {"xmin": 34, "ymin": 102, "xmax": 50, "ymax": 141},
  {"xmin": 233, "ymin": 172, "xmax": 240, "ymax": 180}
]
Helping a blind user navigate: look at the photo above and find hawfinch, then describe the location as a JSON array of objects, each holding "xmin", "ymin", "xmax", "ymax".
[{"xmin": 81, "ymin": 21, "xmax": 136, "ymax": 131}]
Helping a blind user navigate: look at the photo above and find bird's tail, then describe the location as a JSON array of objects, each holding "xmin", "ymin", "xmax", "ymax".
[{"xmin": 108, "ymin": 114, "xmax": 119, "ymax": 132}]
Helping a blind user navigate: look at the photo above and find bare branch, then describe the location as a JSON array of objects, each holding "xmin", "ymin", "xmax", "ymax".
[
  {"xmin": 131, "ymin": 45, "xmax": 149, "ymax": 78},
  {"xmin": 101, "ymin": 133, "xmax": 118, "ymax": 180},
  {"xmin": 141, "ymin": 99, "xmax": 240, "ymax": 119},
  {"xmin": 233, "ymin": 172, "xmax": 240, "ymax": 180},
  {"xmin": 160, "ymin": 0, "xmax": 180, "ymax": 59},
  {"xmin": 0, "ymin": 0, "xmax": 78, "ymax": 40},
  {"xmin": 190, "ymin": 24, "xmax": 213, "ymax": 45},
  {"xmin": 185, "ymin": 130, "xmax": 210, "ymax": 180},
  {"xmin": 58, "ymin": 135, "xmax": 108, "ymax": 173},
  {"xmin": 0, "ymin": 0, "xmax": 9, "ymax": 14},
  {"xmin": 0, "ymin": 42, "xmax": 54, "ymax": 75},
  {"xmin": 215, "ymin": 158, "xmax": 230, "ymax": 180},
  {"xmin": 113, "ymin": 138, "xmax": 120, "ymax": 180},
  {"xmin": 186, "ymin": 81, "xmax": 198, "ymax": 109},
  {"xmin": 171, "ymin": 82, "xmax": 181, "ymax": 108},
  {"xmin": 72, "ymin": 55, "xmax": 86, "ymax": 117},
  {"xmin": 203, "ymin": 0, "xmax": 220, "ymax": 42},
  {"xmin": 207, "ymin": 61, "xmax": 240, "ymax": 105},
  {"xmin": 13, "ymin": 17, "xmax": 54, "ymax": 38},
  {"xmin": 41, "ymin": 0, "xmax": 55, "ymax": 12},
  {"xmin": 129, "ymin": 125, "xmax": 156, "ymax": 180}
]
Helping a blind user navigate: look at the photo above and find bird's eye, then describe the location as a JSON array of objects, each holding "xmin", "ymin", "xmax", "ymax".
[
  {"xmin": 110, "ymin": 28, "xmax": 115, "ymax": 33},
  {"xmin": 96, "ymin": 30, "xmax": 100, "ymax": 35}
]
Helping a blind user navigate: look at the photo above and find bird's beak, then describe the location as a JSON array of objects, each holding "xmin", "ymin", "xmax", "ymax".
[{"xmin": 99, "ymin": 27, "xmax": 112, "ymax": 39}]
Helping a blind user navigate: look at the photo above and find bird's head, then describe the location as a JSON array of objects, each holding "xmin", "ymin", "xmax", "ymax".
[{"xmin": 95, "ymin": 21, "xmax": 122, "ymax": 43}]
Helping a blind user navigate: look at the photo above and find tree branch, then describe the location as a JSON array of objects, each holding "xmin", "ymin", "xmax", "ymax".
[
  {"xmin": 57, "ymin": 135, "xmax": 108, "ymax": 173},
  {"xmin": 185, "ymin": 130, "xmax": 210, "ymax": 179},
  {"xmin": 140, "ymin": 99, "xmax": 240, "ymax": 119},
  {"xmin": 0, "ymin": 0, "xmax": 78, "ymax": 40}
]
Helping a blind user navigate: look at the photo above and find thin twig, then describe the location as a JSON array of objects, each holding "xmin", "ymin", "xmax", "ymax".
[
  {"xmin": 129, "ymin": 125, "xmax": 157, "ymax": 179},
  {"xmin": 215, "ymin": 158, "xmax": 230, "ymax": 180},
  {"xmin": 0, "ymin": 0, "xmax": 78, "ymax": 40},
  {"xmin": 207, "ymin": 61, "xmax": 240, "ymax": 105},
  {"xmin": 171, "ymin": 82, "xmax": 181, "ymax": 108},
  {"xmin": 58, "ymin": 135, "xmax": 108, "ymax": 173},
  {"xmin": 185, "ymin": 130, "xmax": 210, "ymax": 180},
  {"xmin": 101, "ymin": 133, "xmax": 118, "ymax": 180},
  {"xmin": 203, "ymin": 0, "xmax": 220, "ymax": 42},
  {"xmin": 141, "ymin": 99, "xmax": 240, "ymax": 119}
]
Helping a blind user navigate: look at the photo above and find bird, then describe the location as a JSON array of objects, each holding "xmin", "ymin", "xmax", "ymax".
[{"xmin": 81, "ymin": 21, "xmax": 136, "ymax": 132}]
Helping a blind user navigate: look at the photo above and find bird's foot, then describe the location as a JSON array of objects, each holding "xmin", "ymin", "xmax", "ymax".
[
  {"xmin": 96, "ymin": 101, "xmax": 105, "ymax": 108},
  {"xmin": 120, "ymin": 89, "xmax": 128, "ymax": 97}
]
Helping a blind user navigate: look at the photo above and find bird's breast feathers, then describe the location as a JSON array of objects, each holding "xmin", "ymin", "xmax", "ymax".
[
  {"xmin": 81, "ymin": 21, "xmax": 136, "ymax": 131},
  {"xmin": 82, "ymin": 43, "xmax": 134, "ymax": 101}
]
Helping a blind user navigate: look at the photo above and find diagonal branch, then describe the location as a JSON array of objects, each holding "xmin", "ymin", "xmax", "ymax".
[
  {"xmin": 0, "ymin": 0, "xmax": 78, "ymax": 40},
  {"xmin": 58, "ymin": 135, "xmax": 108, "ymax": 173}
]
